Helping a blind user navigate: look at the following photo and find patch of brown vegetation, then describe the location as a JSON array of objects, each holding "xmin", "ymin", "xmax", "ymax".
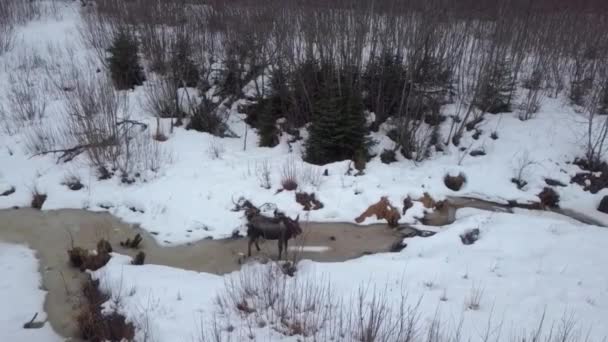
[
  {"xmin": 77, "ymin": 277, "xmax": 135, "ymax": 342},
  {"xmin": 131, "ymin": 251, "xmax": 146, "ymax": 265},
  {"xmin": 295, "ymin": 192, "xmax": 324, "ymax": 211},
  {"xmin": 538, "ymin": 187, "xmax": 560, "ymax": 209},
  {"xmin": 31, "ymin": 191, "xmax": 47, "ymax": 210},
  {"xmin": 402, "ymin": 196, "xmax": 413, "ymax": 215},
  {"xmin": 120, "ymin": 233, "xmax": 143, "ymax": 249},
  {"xmin": 444, "ymin": 173, "xmax": 466, "ymax": 191},
  {"xmin": 68, "ymin": 239, "xmax": 113, "ymax": 272},
  {"xmin": 355, "ymin": 197, "xmax": 401, "ymax": 227},
  {"xmin": 418, "ymin": 192, "xmax": 436, "ymax": 209}
]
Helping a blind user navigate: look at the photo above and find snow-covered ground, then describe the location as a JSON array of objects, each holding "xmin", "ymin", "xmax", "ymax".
[
  {"xmin": 93, "ymin": 210, "xmax": 608, "ymax": 341},
  {"xmin": 0, "ymin": 243, "xmax": 61, "ymax": 342},
  {"xmin": 0, "ymin": 3, "xmax": 607, "ymax": 246},
  {"xmin": 1, "ymin": 3, "xmax": 608, "ymax": 342}
]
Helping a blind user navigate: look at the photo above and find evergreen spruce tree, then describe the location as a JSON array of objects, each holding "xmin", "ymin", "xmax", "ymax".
[
  {"xmin": 476, "ymin": 58, "xmax": 513, "ymax": 114},
  {"xmin": 106, "ymin": 29, "xmax": 146, "ymax": 90},
  {"xmin": 257, "ymin": 98, "xmax": 279, "ymax": 147},
  {"xmin": 305, "ymin": 71, "xmax": 369, "ymax": 165},
  {"xmin": 170, "ymin": 36, "xmax": 199, "ymax": 88}
]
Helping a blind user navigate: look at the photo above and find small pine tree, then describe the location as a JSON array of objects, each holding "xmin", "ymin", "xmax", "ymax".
[
  {"xmin": 107, "ymin": 29, "xmax": 146, "ymax": 90},
  {"xmin": 170, "ymin": 35, "xmax": 199, "ymax": 88},
  {"xmin": 257, "ymin": 98, "xmax": 280, "ymax": 147},
  {"xmin": 476, "ymin": 58, "xmax": 513, "ymax": 114},
  {"xmin": 305, "ymin": 70, "xmax": 369, "ymax": 165}
]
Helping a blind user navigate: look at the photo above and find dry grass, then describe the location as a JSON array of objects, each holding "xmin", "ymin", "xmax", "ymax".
[
  {"xmin": 77, "ymin": 276, "xmax": 135, "ymax": 342},
  {"xmin": 30, "ymin": 187, "xmax": 47, "ymax": 210},
  {"xmin": 281, "ymin": 157, "xmax": 299, "ymax": 191}
]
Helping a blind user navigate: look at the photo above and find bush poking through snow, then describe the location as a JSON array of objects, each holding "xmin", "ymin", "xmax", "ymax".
[
  {"xmin": 281, "ymin": 158, "xmax": 298, "ymax": 191},
  {"xmin": 62, "ymin": 175, "xmax": 84, "ymax": 191},
  {"xmin": 538, "ymin": 187, "xmax": 560, "ymax": 208},
  {"xmin": 466, "ymin": 284, "xmax": 484, "ymax": 311},
  {"xmin": 207, "ymin": 138, "xmax": 225, "ymax": 160},
  {"xmin": 68, "ymin": 240, "xmax": 113, "ymax": 272},
  {"xmin": 120, "ymin": 233, "xmax": 142, "ymax": 249},
  {"xmin": 30, "ymin": 188, "xmax": 46, "ymax": 210},
  {"xmin": 256, "ymin": 160, "xmax": 272, "ymax": 189},
  {"xmin": 131, "ymin": 251, "xmax": 146, "ymax": 265},
  {"xmin": 77, "ymin": 276, "xmax": 135, "ymax": 341},
  {"xmin": 295, "ymin": 192, "xmax": 324, "ymax": 211},
  {"xmin": 380, "ymin": 149, "xmax": 397, "ymax": 164},
  {"xmin": 444, "ymin": 173, "xmax": 466, "ymax": 191}
]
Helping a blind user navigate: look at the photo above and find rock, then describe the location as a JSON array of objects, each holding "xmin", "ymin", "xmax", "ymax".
[
  {"xmin": 598, "ymin": 196, "xmax": 608, "ymax": 214},
  {"xmin": 545, "ymin": 178, "xmax": 566, "ymax": 187},
  {"xmin": 402, "ymin": 196, "xmax": 414, "ymax": 215},
  {"xmin": 460, "ymin": 229, "xmax": 480, "ymax": 245}
]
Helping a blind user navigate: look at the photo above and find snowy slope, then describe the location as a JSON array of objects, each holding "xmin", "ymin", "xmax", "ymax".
[
  {"xmin": 1, "ymin": 3, "xmax": 608, "ymax": 245},
  {"xmin": 0, "ymin": 243, "xmax": 62, "ymax": 342},
  {"xmin": 93, "ymin": 210, "xmax": 608, "ymax": 341}
]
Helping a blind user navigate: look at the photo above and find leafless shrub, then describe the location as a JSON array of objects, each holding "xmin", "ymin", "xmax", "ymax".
[
  {"xmin": 30, "ymin": 187, "xmax": 47, "ymax": 210},
  {"xmin": 512, "ymin": 151, "xmax": 536, "ymax": 190},
  {"xmin": 7, "ymin": 71, "xmax": 48, "ymax": 125},
  {"xmin": 301, "ymin": 163, "xmax": 323, "ymax": 189},
  {"xmin": 281, "ymin": 157, "xmax": 299, "ymax": 191},
  {"xmin": 465, "ymin": 283, "xmax": 484, "ymax": 311},
  {"xmin": 217, "ymin": 263, "xmax": 335, "ymax": 338},
  {"xmin": 143, "ymin": 77, "xmax": 182, "ymax": 119},
  {"xmin": 0, "ymin": 14, "xmax": 15, "ymax": 55},
  {"xmin": 256, "ymin": 160, "xmax": 272, "ymax": 189},
  {"xmin": 23, "ymin": 122, "xmax": 62, "ymax": 155},
  {"xmin": 207, "ymin": 138, "xmax": 225, "ymax": 160}
]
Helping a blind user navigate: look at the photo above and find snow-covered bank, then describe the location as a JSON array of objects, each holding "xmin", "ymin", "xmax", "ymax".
[
  {"xmin": 93, "ymin": 210, "xmax": 608, "ymax": 341},
  {"xmin": 0, "ymin": 243, "xmax": 61, "ymax": 342}
]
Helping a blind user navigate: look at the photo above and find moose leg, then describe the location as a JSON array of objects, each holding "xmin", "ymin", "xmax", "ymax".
[
  {"xmin": 255, "ymin": 240, "xmax": 261, "ymax": 251},
  {"xmin": 278, "ymin": 239, "xmax": 283, "ymax": 260},
  {"xmin": 284, "ymin": 239, "xmax": 289, "ymax": 257},
  {"xmin": 248, "ymin": 238, "xmax": 254, "ymax": 257}
]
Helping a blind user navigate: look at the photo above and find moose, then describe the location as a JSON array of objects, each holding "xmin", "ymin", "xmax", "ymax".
[{"xmin": 247, "ymin": 211, "xmax": 302, "ymax": 259}]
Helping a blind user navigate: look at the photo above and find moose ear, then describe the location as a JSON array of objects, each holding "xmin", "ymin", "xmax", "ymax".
[{"xmin": 295, "ymin": 215, "xmax": 299, "ymax": 222}]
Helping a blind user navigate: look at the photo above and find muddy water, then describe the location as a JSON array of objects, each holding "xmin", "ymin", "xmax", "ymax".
[{"xmin": 0, "ymin": 208, "xmax": 405, "ymax": 339}]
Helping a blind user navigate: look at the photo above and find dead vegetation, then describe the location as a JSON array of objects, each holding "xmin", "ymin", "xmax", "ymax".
[
  {"xmin": 355, "ymin": 197, "xmax": 401, "ymax": 227},
  {"xmin": 77, "ymin": 276, "xmax": 135, "ymax": 342},
  {"xmin": 68, "ymin": 239, "xmax": 113, "ymax": 272},
  {"xmin": 295, "ymin": 192, "xmax": 323, "ymax": 211},
  {"xmin": 120, "ymin": 233, "xmax": 143, "ymax": 249},
  {"xmin": 30, "ymin": 188, "xmax": 47, "ymax": 209}
]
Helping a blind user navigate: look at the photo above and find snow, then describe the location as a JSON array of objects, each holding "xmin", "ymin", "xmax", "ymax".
[
  {"xmin": 0, "ymin": 243, "xmax": 62, "ymax": 342},
  {"xmin": 1, "ymin": 3, "xmax": 608, "ymax": 246},
  {"xmin": 1, "ymin": 3, "xmax": 608, "ymax": 342},
  {"xmin": 92, "ymin": 211, "xmax": 608, "ymax": 341}
]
